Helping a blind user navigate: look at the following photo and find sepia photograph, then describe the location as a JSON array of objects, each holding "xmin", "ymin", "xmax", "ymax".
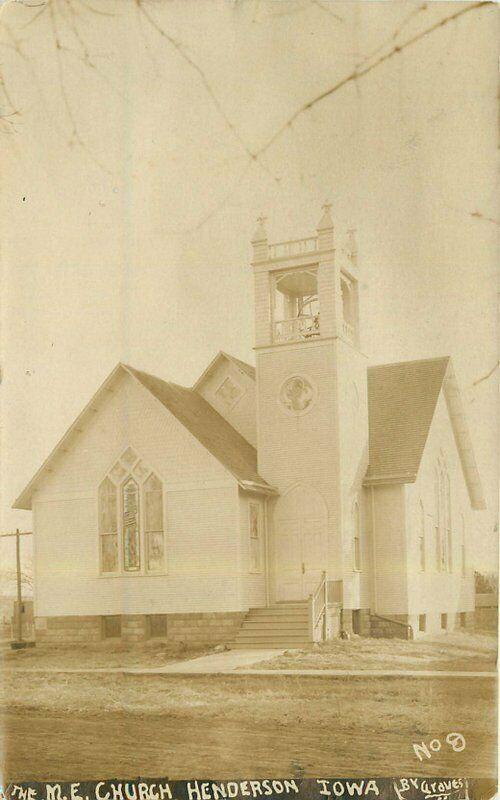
[{"xmin": 0, "ymin": 0, "xmax": 497, "ymax": 789}]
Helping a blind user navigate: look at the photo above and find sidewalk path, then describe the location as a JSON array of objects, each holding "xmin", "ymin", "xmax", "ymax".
[{"xmin": 6, "ymin": 644, "xmax": 496, "ymax": 678}]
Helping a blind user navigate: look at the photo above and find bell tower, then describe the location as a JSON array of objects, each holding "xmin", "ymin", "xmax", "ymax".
[{"xmin": 251, "ymin": 206, "xmax": 368, "ymax": 604}]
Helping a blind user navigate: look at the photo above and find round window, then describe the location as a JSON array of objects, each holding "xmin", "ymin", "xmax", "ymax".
[{"xmin": 279, "ymin": 375, "xmax": 316, "ymax": 415}]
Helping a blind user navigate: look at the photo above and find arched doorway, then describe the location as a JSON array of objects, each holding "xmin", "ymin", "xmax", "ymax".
[{"xmin": 273, "ymin": 485, "xmax": 328, "ymax": 601}]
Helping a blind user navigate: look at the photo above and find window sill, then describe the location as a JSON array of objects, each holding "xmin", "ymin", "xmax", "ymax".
[{"xmin": 99, "ymin": 571, "xmax": 168, "ymax": 578}]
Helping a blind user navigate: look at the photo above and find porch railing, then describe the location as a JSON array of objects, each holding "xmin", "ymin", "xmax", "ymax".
[{"xmin": 308, "ymin": 571, "xmax": 328, "ymax": 642}]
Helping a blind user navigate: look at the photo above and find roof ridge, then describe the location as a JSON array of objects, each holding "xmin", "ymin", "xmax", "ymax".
[{"xmin": 368, "ymin": 355, "xmax": 450, "ymax": 372}]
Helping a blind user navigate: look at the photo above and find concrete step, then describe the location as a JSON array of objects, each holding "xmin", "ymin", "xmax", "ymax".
[
  {"xmin": 229, "ymin": 640, "xmax": 309, "ymax": 650},
  {"xmin": 240, "ymin": 622, "xmax": 309, "ymax": 636},
  {"xmin": 248, "ymin": 612, "xmax": 309, "ymax": 620},
  {"xmin": 235, "ymin": 631, "xmax": 310, "ymax": 641},
  {"xmin": 251, "ymin": 604, "xmax": 308, "ymax": 612},
  {"xmin": 243, "ymin": 614, "xmax": 309, "ymax": 628}
]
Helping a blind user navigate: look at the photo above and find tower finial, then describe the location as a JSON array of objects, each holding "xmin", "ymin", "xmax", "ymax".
[
  {"xmin": 317, "ymin": 202, "xmax": 333, "ymax": 231},
  {"xmin": 251, "ymin": 214, "xmax": 268, "ymax": 262},
  {"xmin": 252, "ymin": 215, "xmax": 268, "ymax": 243}
]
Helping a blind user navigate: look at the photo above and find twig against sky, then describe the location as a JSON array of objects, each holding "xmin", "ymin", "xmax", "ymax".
[
  {"xmin": 48, "ymin": 1, "xmax": 113, "ymax": 175},
  {"xmin": 472, "ymin": 362, "xmax": 499, "ymax": 387},
  {"xmin": 134, "ymin": 0, "xmax": 281, "ymax": 185},
  {"xmin": 252, "ymin": 1, "xmax": 490, "ymax": 162}
]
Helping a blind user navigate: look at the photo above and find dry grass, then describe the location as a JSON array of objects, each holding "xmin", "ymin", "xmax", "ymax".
[
  {"xmin": 0, "ymin": 638, "xmax": 211, "ymax": 670},
  {"xmin": 251, "ymin": 631, "xmax": 497, "ymax": 672}
]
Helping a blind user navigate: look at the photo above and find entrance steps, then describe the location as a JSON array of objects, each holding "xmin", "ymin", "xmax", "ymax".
[{"xmin": 229, "ymin": 602, "xmax": 310, "ymax": 650}]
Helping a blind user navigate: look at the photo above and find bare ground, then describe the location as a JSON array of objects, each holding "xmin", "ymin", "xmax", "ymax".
[{"xmin": 0, "ymin": 671, "xmax": 496, "ymax": 781}]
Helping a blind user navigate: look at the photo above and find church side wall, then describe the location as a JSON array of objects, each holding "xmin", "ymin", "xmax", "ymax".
[
  {"xmin": 32, "ymin": 371, "xmax": 249, "ymax": 634},
  {"xmin": 405, "ymin": 390, "xmax": 476, "ymax": 637},
  {"xmin": 196, "ymin": 359, "xmax": 257, "ymax": 447},
  {"xmin": 335, "ymin": 338, "xmax": 371, "ymax": 611},
  {"xmin": 371, "ymin": 484, "xmax": 408, "ymax": 615}
]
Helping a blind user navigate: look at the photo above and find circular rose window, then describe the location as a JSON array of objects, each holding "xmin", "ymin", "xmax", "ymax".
[{"xmin": 279, "ymin": 375, "xmax": 316, "ymax": 415}]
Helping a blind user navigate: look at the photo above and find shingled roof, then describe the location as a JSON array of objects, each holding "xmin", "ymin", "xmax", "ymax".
[
  {"xmin": 125, "ymin": 365, "xmax": 266, "ymax": 489},
  {"xmin": 13, "ymin": 361, "xmax": 273, "ymax": 510},
  {"xmin": 365, "ymin": 356, "xmax": 450, "ymax": 484}
]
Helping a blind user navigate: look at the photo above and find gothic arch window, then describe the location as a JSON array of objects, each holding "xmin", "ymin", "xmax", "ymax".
[
  {"xmin": 98, "ymin": 448, "xmax": 165, "ymax": 575},
  {"xmin": 353, "ymin": 500, "xmax": 361, "ymax": 571},
  {"xmin": 419, "ymin": 500, "xmax": 426, "ymax": 572}
]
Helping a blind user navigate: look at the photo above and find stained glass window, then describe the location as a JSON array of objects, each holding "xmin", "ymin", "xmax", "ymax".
[
  {"xmin": 122, "ymin": 477, "xmax": 140, "ymax": 571},
  {"xmin": 249, "ymin": 503, "xmax": 261, "ymax": 572},
  {"xmin": 145, "ymin": 474, "xmax": 164, "ymax": 572},
  {"xmin": 99, "ymin": 477, "xmax": 118, "ymax": 573},
  {"xmin": 99, "ymin": 459, "xmax": 165, "ymax": 576}
]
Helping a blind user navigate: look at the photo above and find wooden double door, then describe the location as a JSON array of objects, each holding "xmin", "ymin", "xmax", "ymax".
[{"xmin": 273, "ymin": 485, "xmax": 328, "ymax": 602}]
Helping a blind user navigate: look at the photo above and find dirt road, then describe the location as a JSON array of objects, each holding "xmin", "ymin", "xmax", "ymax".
[{"xmin": 2, "ymin": 704, "xmax": 495, "ymax": 782}]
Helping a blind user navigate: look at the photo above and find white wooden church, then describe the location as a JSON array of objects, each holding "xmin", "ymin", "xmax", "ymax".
[{"xmin": 14, "ymin": 206, "xmax": 485, "ymax": 646}]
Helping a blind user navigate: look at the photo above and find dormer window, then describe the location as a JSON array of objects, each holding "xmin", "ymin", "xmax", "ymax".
[{"xmin": 272, "ymin": 268, "xmax": 320, "ymax": 343}]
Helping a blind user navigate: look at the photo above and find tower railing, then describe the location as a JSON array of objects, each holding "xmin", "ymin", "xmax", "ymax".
[
  {"xmin": 274, "ymin": 314, "xmax": 320, "ymax": 343},
  {"xmin": 268, "ymin": 236, "xmax": 318, "ymax": 260}
]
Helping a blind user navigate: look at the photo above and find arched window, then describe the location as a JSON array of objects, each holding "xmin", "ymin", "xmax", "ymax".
[
  {"xmin": 353, "ymin": 501, "xmax": 361, "ymax": 571},
  {"xmin": 98, "ymin": 448, "xmax": 165, "ymax": 575},
  {"xmin": 445, "ymin": 470, "xmax": 452, "ymax": 572},
  {"xmin": 435, "ymin": 458, "xmax": 452, "ymax": 573},
  {"xmin": 419, "ymin": 500, "xmax": 426, "ymax": 572},
  {"xmin": 144, "ymin": 473, "xmax": 164, "ymax": 573},
  {"xmin": 434, "ymin": 467, "xmax": 441, "ymax": 571},
  {"xmin": 122, "ymin": 477, "xmax": 140, "ymax": 572},
  {"xmin": 99, "ymin": 477, "xmax": 118, "ymax": 573}
]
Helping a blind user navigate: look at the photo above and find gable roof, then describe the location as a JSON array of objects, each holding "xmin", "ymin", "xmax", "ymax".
[
  {"xmin": 124, "ymin": 365, "xmax": 267, "ymax": 490},
  {"xmin": 192, "ymin": 350, "xmax": 255, "ymax": 390},
  {"xmin": 13, "ymin": 362, "xmax": 273, "ymax": 511},
  {"xmin": 364, "ymin": 356, "xmax": 485, "ymax": 509}
]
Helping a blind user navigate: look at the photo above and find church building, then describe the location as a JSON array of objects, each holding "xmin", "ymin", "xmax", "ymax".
[{"xmin": 14, "ymin": 206, "xmax": 486, "ymax": 647}]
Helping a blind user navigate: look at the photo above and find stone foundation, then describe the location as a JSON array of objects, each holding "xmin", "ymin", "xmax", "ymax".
[
  {"xmin": 341, "ymin": 608, "xmax": 371, "ymax": 637},
  {"xmin": 34, "ymin": 612, "xmax": 246, "ymax": 646},
  {"xmin": 457, "ymin": 610, "xmax": 475, "ymax": 632},
  {"xmin": 475, "ymin": 607, "xmax": 496, "ymax": 630},
  {"xmin": 370, "ymin": 613, "xmax": 413, "ymax": 639}
]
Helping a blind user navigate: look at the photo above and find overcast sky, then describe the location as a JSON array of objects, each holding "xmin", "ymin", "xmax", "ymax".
[{"xmin": 0, "ymin": 0, "xmax": 497, "ymax": 574}]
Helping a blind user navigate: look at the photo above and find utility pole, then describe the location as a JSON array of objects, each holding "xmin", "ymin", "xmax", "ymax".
[{"xmin": 0, "ymin": 529, "xmax": 34, "ymax": 649}]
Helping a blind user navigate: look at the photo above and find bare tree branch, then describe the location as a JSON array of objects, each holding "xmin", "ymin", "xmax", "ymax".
[
  {"xmin": 355, "ymin": 3, "xmax": 427, "ymax": 70},
  {"xmin": 252, "ymin": 2, "xmax": 490, "ymax": 162},
  {"xmin": 310, "ymin": 0, "xmax": 344, "ymax": 24},
  {"xmin": 135, "ymin": 0, "xmax": 281, "ymax": 184},
  {"xmin": 48, "ymin": 0, "xmax": 113, "ymax": 174},
  {"xmin": 473, "ymin": 361, "xmax": 499, "ymax": 387},
  {"xmin": 470, "ymin": 210, "xmax": 500, "ymax": 226}
]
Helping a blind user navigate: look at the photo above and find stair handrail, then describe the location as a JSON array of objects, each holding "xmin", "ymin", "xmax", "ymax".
[{"xmin": 308, "ymin": 570, "xmax": 327, "ymax": 642}]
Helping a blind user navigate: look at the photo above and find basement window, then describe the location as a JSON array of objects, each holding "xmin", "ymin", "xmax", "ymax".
[
  {"xmin": 418, "ymin": 614, "xmax": 426, "ymax": 632},
  {"xmin": 441, "ymin": 613, "xmax": 448, "ymax": 630},
  {"xmin": 148, "ymin": 614, "xmax": 168, "ymax": 638},
  {"xmin": 103, "ymin": 615, "xmax": 121, "ymax": 639}
]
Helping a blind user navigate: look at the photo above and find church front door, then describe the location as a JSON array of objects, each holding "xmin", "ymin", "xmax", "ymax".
[{"xmin": 273, "ymin": 486, "xmax": 328, "ymax": 602}]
